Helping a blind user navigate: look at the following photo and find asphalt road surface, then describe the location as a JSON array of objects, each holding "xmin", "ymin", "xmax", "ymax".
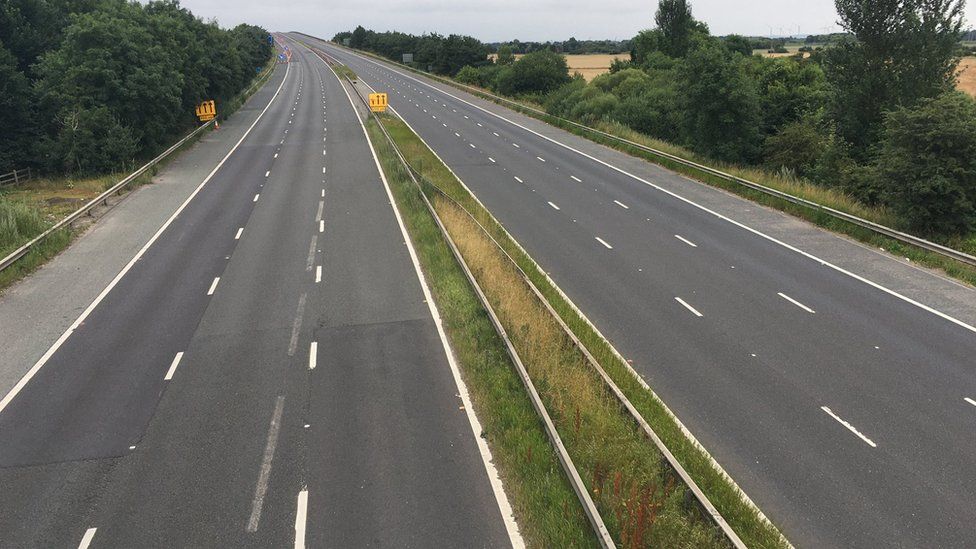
[
  {"xmin": 0, "ymin": 37, "xmax": 516, "ymax": 548},
  {"xmin": 301, "ymin": 34, "xmax": 976, "ymax": 548}
]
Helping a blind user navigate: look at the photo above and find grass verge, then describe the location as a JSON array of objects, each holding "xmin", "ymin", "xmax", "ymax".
[
  {"xmin": 346, "ymin": 45, "xmax": 976, "ymax": 287},
  {"xmin": 370, "ymin": 111, "xmax": 788, "ymax": 548}
]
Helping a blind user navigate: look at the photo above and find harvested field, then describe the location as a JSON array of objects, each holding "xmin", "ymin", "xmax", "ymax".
[
  {"xmin": 489, "ymin": 52, "xmax": 630, "ymax": 81},
  {"xmin": 957, "ymin": 57, "xmax": 976, "ymax": 96}
]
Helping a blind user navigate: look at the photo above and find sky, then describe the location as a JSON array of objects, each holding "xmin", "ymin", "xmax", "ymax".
[{"xmin": 176, "ymin": 0, "xmax": 976, "ymax": 42}]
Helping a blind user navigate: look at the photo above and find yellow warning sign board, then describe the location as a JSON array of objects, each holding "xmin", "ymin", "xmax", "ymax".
[
  {"xmin": 368, "ymin": 93, "xmax": 388, "ymax": 113},
  {"xmin": 195, "ymin": 100, "xmax": 216, "ymax": 122}
]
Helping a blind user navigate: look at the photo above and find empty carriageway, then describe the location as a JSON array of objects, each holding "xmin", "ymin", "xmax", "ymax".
[
  {"xmin": 0, "ymin": 37, "xmax": 518, "ymax": 548},
  {"xmin": 302, "ymin": 33, "xmax": 976, "ymax": 548}
]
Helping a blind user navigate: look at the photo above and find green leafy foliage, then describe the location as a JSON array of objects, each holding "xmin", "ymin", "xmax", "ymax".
[
  {"xmin": 1, "ymin": 0, "xmax": 272, "ymax": 175},
  {"xmin": 335, "ymin": 26, "xmax": 488, "ymax": 76},
  {"xmin": 495, "ymin": 49, "xmax": 571, "ymax": 96},
  {"xmin": 875, "ymin": 92, "xmax": 976, "ymax": 236}
]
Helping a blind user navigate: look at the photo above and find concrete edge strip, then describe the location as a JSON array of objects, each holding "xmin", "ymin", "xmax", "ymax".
[
  {"xmin": 313, "ymin": 44, "xmax": 526, "ymax": 548},
  {"xmin": 0, "ymin": 61, "xmax": 292, "ymax": 416}
]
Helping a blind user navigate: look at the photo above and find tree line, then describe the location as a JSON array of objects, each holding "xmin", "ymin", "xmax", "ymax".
[
  {"xmin": 343, "ymin": 0, "xmax": 976, "ymax": 240},
  {"xmin": 333, "ymin": 27, "xmax": 490, "ymax": 76},
  {"xmin": 0, "ymin": 0, "xmax": 272, "ymax": 175}
]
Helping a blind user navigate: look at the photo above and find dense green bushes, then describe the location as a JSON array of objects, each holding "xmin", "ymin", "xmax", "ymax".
[
  {"xmin": 0, "ymin": 0, "xmax": 271, "ymax": 176},
  {"xmin": 334, "ymin": 26, "xmax": 489, "ymax": 76}
]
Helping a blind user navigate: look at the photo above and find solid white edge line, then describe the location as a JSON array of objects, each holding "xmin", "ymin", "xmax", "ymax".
[
  {"xmin": 613, "ymin": 200, "xmax": 629, "ymax": 209},
  {"xmin": 294, "ymin": 489, "xmax": 308, "ymax": 549},
  {"xmin": 674, "ymin": 234, "xmax": 698, "ymax": 248},
  {"xmin": 0, "ymin": 60, "xmax": 291, "ymax": 417},
  {"xmin": 316, "ymin": 51, "xmax": 524, "ymax": 547},
  {"xmin": 164, "ymin": 352, "xmax": 184, "ymax": 381},
  {"xmin": 331, "ymin": 42, "xmax": 976, "ymax": 337},
  {"xmin": 247, "ymin": 395, "xmax": 286, "ymax": 532},
  {"xmin": 778, "ymin": 292, "xmax": 816, "ymax": 314},
  {"xmin": 821, "ymin": 406, "xmax": 877, "ymax": 447},
  {"xmin": 675, "ymin": 297, "xmax": 703, "ymax": 317},
  {"xmin": 548, "ymin": 202, "xmax": 560, "ymax": 211},
  {"xmin": 595, "ymin": 237, "xmax": 613, "ymax": 249},
  {"xmin": 309, "ymin": 341, "xmax": 317, "ymax": 370},
  {"xmin": 77, "ymin": 527, "xmax": 97, "ymax": 549}
]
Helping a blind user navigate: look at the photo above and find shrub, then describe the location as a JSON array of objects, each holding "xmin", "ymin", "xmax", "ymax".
[{"xmin": 874, "ymin": 92, "xmax": 976, "ymax": 236}]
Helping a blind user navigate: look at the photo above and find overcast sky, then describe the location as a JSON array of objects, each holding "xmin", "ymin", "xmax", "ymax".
[{"xmin": 176, "ymin": 0, "xmax": 976, "ymax": 42}]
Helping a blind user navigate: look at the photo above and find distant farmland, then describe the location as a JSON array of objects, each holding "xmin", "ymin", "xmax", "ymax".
[
  {"xmin": 958, "ymin": 57, "xmax": 976, "ymax": 96},
  {"xmin": 489, "ymin": 53, "xmax": 630, "ymax": 81}
]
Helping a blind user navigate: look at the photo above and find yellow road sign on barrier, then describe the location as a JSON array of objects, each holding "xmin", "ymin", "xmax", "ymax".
[
  {"xmin": 195, "ymin": 100, "xmax": 216, "ymax": 122},
  {"xmin": 368, "ymin": 93, "xmax": 388, "ymax": 113}
]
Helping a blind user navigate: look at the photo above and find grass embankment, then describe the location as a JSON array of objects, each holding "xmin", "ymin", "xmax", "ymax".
[
  {"xmin": 0, "ymin": 53, "xmax": 280, "ymax": 292},
  {"xmin": 351, "ymin": 47, "xmax": 976, "ymax": 287},
  {"xmin": 369, "ymin": 111, "xmax": 783, "ymax": 547}
]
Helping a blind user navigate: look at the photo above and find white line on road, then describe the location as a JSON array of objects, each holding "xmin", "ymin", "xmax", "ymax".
[
  {"xmin": 493, "ymin": 132, "xmax": 499, "ymax": 136},
  {"xmin": 207, "ymin": 277, "xmax": 220, "ymax": 296},
  {"xmin": 308, "ymin": 342, "xmax": 317, "ymax": 370},
  {"xmin": 274, "ymin": 153, "xmax": 278, "ymax": 158},
  {"xmin": 247, "ymin": 395, "xmax": 286, "ymax": 532},
  {"xmin": 570, "ymin": 175, "xmax": 582, "ymax": 182},
  {"xmin": 613, "ymin": 200, "xmax": 629, "ymax": 209},
  {"xmin": 821, "ymin": 406, "xmax": 877, "ymax": 447},
  {"xmin": 320, "ymin": 189, "xmax": 325, "ymax": 197},
  {"xmin": 595, "ymin": 237, "xmax": 613, "ymax": 249},
  {"xmin": 77, "ymin": 528, "xmax": 97, "ymax": 549},
  {"xmin": 253, "ymin": 194, "xmax": 260, "ymax": 202},
  {"xmin": 514, "ymin": 176, "xmax": 523, "ymax": 183},
  {"xmin": 294, "ymin": 490, "xmax": 309, "ymax": 549},
  {"xmin": 548, "ymin": 202, "xmax": 560, "ymax": 210},
  {"xmin": 674, "ymin": 297, "xmax": 703, "ymax": 317},
  {"xmin": 235, "ymin": 227, "xmax": 243, "ymax": 240},
  {"xmin": 469, "ymin": 143, "xmax": 476, "ymax": 149},
  {"xmin": 674, "ymin": 234, "xmax": 697, "ymax": 247},
  {"xmin": 454, "ymin": 132, "xmax": 460, "ymax": 137},
  {"xmin": 322, "ymin": 166, "xmax": 326, "ymax": 173},
  {"xmin": 288, "ymin": 293, "xmax": 307, "ymax": 357},
  {"xmin": 512, "ymin": 143, "xmax": 520, "ymax": 148},
  {"xmin": 315, "ymin": 265, "xmax": 322, "ymax": 283},
  {"xmin": 306, "ymin": 235, "xmax": 317, "ymax": 271},
  {"xmin": 319, "ymin": 220, "xmax": 324, "ymax": 233},
  {"xmin": 265, "ymin": 171, "xmax": 270, "ymax": 177},
  {"xmin": 964, "ymin": 397, "xmax": 976, "ymax": 407},
  {"xmin": 315, "ymin": 200, "xmax": 324, "ymax": 222},
  {"xmin": 536, "ymin": 156, "xmax": 545, "ymax": 162},
  {"xmin": 778, "ymin": 292, "xmax": 816, "ymax": 314},
  {"xmin": 164, "ymin": 352, "xmax": 184, "ymax": 381},
  {"xmin": 488, "ymin": 157, "xmax": 495, "ymax": 163}
]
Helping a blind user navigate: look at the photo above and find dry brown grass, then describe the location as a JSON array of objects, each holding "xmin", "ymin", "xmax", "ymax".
[
  {"xmin": 488, "ymin": 53, "xmax": 630, "ymax": 81},
  {"xmin": 957, "ymin": 57, "xmax": 976, "ymax": 96}
]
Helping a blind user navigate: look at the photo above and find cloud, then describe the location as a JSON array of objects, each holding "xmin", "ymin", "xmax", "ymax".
[{"xmin": 176, "ymin": 0, "xmax": 976, "ymax": 42}]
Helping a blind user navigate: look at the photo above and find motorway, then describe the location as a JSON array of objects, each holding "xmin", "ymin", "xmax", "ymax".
[
  {"xmin": 0, "ymin": 37, "xmax": 517, "ymax": 547},
  {"xmin": 302, "ymin": 35, "xmax": 976, "ymax": 548}
]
